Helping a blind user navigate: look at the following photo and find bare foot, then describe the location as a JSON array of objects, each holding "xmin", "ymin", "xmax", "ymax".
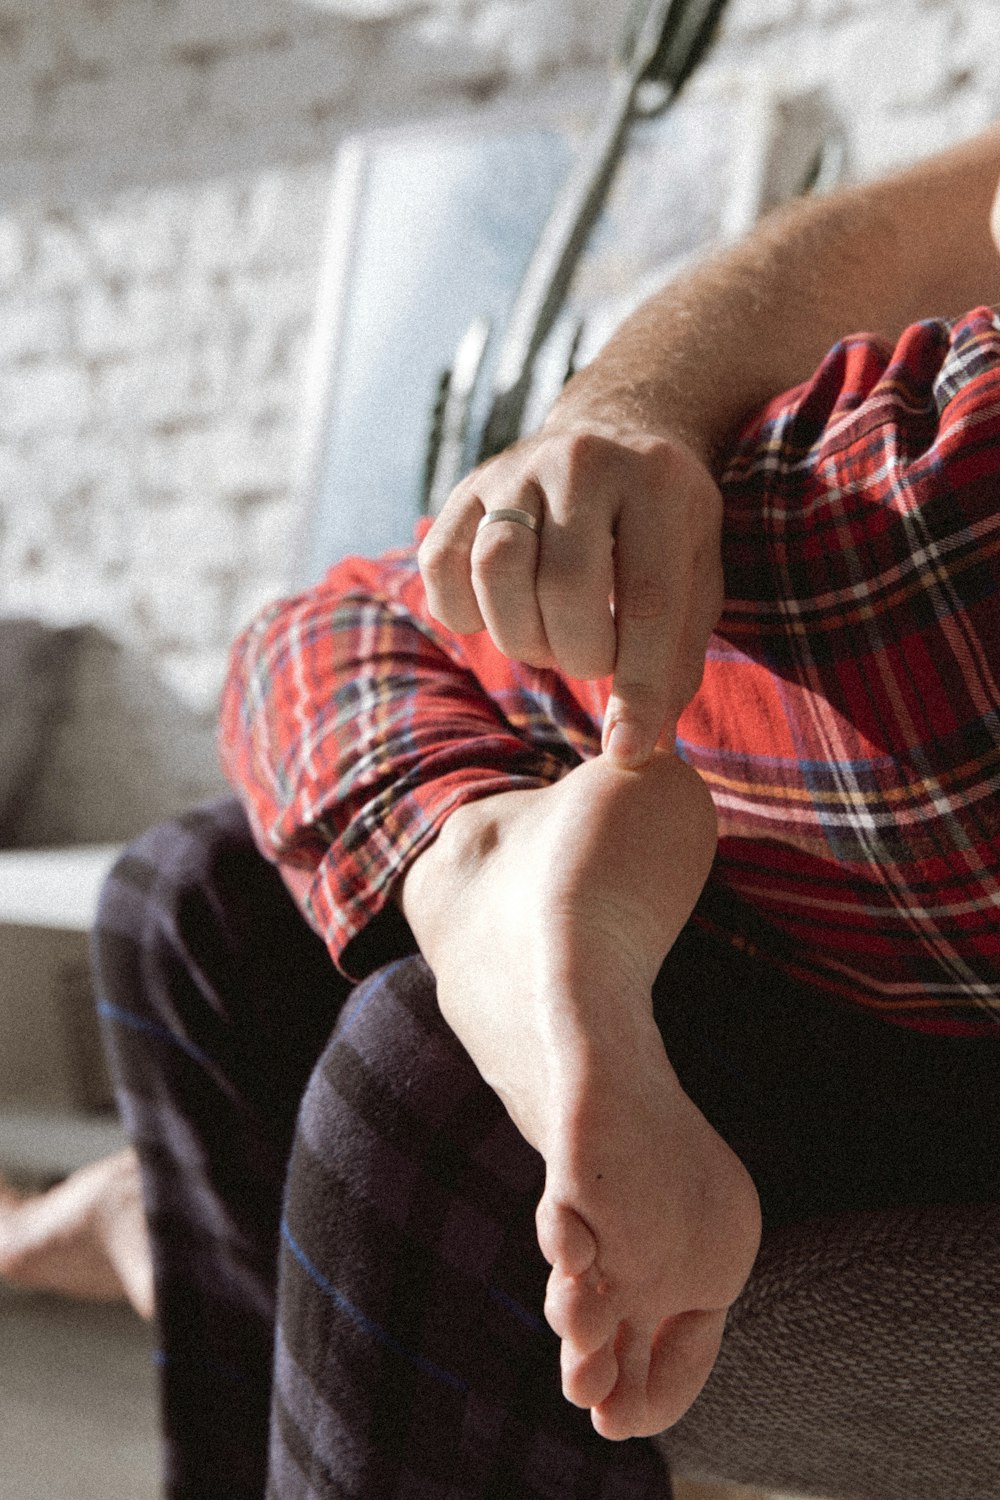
[
  {"xmin": 402, "ymin": 751, "xmax": 761, "ymax": 1439},
  {"xmin": 537, "ymin": 1015, "xmax": 759, "ymax": 1438},
  {"xmin": 0, "ymin": 1148, "xmax": 154, "ymax": 1319}
]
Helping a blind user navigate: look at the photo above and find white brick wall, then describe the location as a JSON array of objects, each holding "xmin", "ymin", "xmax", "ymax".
[{"xmin": 0, "ymin": 0, "xmax": 998, "ymax": 835}]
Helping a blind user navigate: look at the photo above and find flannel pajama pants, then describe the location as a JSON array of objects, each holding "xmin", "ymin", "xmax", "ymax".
[{"xmin": 93, "ymin": 797, "xmax": 1000, "ymax": 1500}]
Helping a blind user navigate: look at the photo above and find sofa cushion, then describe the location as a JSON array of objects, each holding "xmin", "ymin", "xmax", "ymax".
[{"xmin": 658, "ymin": 1200, "xmax": 1000, "ymax": 1499}]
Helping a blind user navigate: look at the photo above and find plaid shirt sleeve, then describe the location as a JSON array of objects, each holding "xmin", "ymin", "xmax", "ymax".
[
  {"xmin": 683, "ymin": 305, "xmax": 1000, "ymax": 1036},
  {"xmin": 219, "ymin": 538, "xmax": 608, "ymax": 972},
  {"xmin": 222, "ymin": 305, "xmax": 1000, "ymax": 1034}
]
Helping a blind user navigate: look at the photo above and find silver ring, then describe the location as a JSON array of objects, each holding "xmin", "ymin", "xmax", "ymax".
[{"xmin": 476, "ymin": 507, "xmax": 542, "ymax": 537}]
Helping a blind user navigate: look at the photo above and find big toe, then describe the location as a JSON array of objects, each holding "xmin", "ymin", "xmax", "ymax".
[{"xmin": 536, "ymin": 1196, "xmax": 598, "ymax": 1278}]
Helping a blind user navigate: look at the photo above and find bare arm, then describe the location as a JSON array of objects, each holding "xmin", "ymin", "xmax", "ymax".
[
  {"xmin": 565, "ymin": 121, "xmax": 1000, "ymax": 463},
  {"xmin": 420, "ymin": 124, "xmax": 1000, "ymax": 763}
]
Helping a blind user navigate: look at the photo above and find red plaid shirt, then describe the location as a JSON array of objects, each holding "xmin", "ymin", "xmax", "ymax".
[{"xmin": 221, "ymin": 307, "xmax": 1000, "ymax": 1037}]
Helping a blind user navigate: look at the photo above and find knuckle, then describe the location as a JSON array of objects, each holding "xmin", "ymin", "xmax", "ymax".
[
  {"xmin": 617, "ymin": 576, "xmax": 671, "ymax": 622},
  {"xmin": 568, "ymin": 647, "xmax": 617, "ymax": 681},
  {"xmin": 472, "ymin": 525, "xmax": 532, "ymax": 577},
  {"xmin": 417, "ymin": 529, "xmax": 449, "ymax": 577},
  {"xmin": 552, "ymin": 634, "xmax": 616, "ymax": 680},
  {"xmin": 561, "ymin": 429, "xmax": 614, "ymax": 486}
]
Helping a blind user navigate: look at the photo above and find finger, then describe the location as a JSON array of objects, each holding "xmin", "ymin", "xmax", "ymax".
[
  {"xmin": 602, "ymin": 489, "xmax": 689, "ymax": 767},
  {"xmin": 561, "ymin": 1333, "xmax": 619, "ymax": 1410},
  {"xmin": 529, "ymin": 430, "xmax": 619, "ymax": 680},
  {"xmin": 669, "ymin": 540, "xmax": 725, "ymax": 725},
  {"xmin": 536, "ymin": 522, "xmax": 616, "ymax": 680},
  {"xmin": 648, "ymin": 560, "xmax": 720, "ymax": 749},
  {"xmin": 418, "ymin": 485, "xmax": 488, "ymax": 634},
  {"xmin": 604, "ymin": 449, "xmax": 723, "ymax": 766},
  {"xmin": 471, "ymin": 482, "xmax": 554, "ymax": 667}
]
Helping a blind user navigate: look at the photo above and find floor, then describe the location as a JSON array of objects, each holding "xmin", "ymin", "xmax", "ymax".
[{"xmin": 0, "ymin": 1287, "xmax": 160, "ymax": 1500}]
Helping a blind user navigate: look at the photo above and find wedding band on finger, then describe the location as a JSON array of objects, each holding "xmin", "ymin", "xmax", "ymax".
[{"xmin": 476, "ymin": 507, "xmax": 542, "ymax": 537}]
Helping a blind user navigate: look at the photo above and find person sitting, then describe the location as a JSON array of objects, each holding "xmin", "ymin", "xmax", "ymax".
[{"xmin": 93, "ymin": 120, "xmax": 1000, "ymax": 1499}]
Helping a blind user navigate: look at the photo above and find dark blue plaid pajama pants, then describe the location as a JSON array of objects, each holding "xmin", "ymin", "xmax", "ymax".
[{"xmin": 92, "ymin": 798, "xmax": 1000, "ymax": 1500}]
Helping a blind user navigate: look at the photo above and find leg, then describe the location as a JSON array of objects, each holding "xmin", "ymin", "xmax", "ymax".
[
  {"xmin": 270, "ymin": 954, "xmax": 671, "ymax": 1500},
  {"xmin": 92, "ymin": 798, "xmax": 359, "ymax": 1500},
  {"xmin": 265, "ymin": 890, "xmax": 837, "ymax": 1500},
  {"xmin": 268, "ymin": 878, "xmax": 1000, "ymax": 1500},
  {"xmin": 95, "ymin": 804, "xmax": 672, "ymax": 1498}
]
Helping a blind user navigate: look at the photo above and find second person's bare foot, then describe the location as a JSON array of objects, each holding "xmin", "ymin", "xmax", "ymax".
[{"xmin": 0, "ymin": 1149, "xmax": 153, "ymax": 1319}]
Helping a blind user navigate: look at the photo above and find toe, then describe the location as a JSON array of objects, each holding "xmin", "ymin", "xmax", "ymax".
[
  {"xmin": 561, "ymin": 1335, "xmax": 619, "ymax": 1409},
  {"xmin": 535, "ymin": 1196, "xmax": 597, "ymax": 1278},
  {"xmin": 544, "ymin": 1266, "xmax": 618, "ymax": 1352},
  {"xmin": 644, "ymin": 1307, "xmax": 726, "ymax": 1431},
  {"xmin": 590, "ymin": 1321, "xmax": 654, "ymax": 1440}
]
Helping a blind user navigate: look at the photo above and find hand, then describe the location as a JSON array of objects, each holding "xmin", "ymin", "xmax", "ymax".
[
  {"xmin": 401, "ymin": 752, "xmax": 761, "ymax": 1437},
  {"xmin": 417, "ymin": 421, "xmax": 724, "ymax": 766}
]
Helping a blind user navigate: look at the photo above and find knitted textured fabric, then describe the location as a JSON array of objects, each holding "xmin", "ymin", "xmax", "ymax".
[{"xmin": 658, "ymin": 1202, "xmax": 1000, "ymax": 1499}]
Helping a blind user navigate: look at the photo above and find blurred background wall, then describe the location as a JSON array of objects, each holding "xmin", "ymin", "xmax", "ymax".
[{"xmin": 0, "ymin": 0, "xmax": 997, "ymax": 839}]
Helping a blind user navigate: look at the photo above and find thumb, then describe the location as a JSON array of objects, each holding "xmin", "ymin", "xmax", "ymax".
[
  {"xmin": 602, "ymin": 439, "xmax": 725, "ymax": 767},
  {"xmin": 603, "ymin": 693, "xmax": 678, "ymax": 768},
  {"xmin": 602, "ymin": 519, "xmax": 684, "ymax": 768}
]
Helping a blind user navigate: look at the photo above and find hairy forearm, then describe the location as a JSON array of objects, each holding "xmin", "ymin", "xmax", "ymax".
[
  {"xmin": 418, "ymin": 127, "xmax": 1000, "ymax": 775},
  {"xmin": 549, "ymin": 124, "xmax": 1000, "ymax": 467}
]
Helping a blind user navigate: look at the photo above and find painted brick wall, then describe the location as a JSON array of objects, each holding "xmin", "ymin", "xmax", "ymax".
[{"xmin": 0, "ymin": 0, "xmax": 997, "ymax": 837}]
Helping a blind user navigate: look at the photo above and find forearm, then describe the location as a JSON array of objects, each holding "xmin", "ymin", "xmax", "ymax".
[{"xmin": 550, "ymin": 125, "xmax": 1000, "ymax": 467}]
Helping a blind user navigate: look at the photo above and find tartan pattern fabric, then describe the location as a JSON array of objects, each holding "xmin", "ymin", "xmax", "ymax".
[
  {"xmin": 93, "ymin": 805, "xmax": 1000, "ymax": 1498},
  {"xmin": 269, "ymin": 955, "xmax": 670, "ymax": 1500},
  {"xmin": 91, "ymin": 800, "xmax": 352, "ymax": 1499},
  {"xmin": 220, "ymin": 307, "xmax": 1000, "ymax": 1035},
  {"xmin": 685, "ymin": 308, "xmax": 1000, "ymax": 1034}
]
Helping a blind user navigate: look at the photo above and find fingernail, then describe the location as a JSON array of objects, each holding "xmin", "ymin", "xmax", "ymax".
[{"xmin": 606, "ymin": 721, "xmax": 651, "ymax": 767}]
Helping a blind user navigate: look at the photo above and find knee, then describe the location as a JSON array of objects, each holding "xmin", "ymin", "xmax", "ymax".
[
  {"xmin": 94, "ymin": 798, "xmax": 254, "ymax": 946},
  {"xmin": 93, "ymin": 799, "xmax": 348, "ymax": 1125},
  {"xmin": 91, "ymin": 797, "xmax": 266, "ymax": 1023},
  {"xmin": 283, "ymin": 954, "xmax": 544, "ymax": 1310}
]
